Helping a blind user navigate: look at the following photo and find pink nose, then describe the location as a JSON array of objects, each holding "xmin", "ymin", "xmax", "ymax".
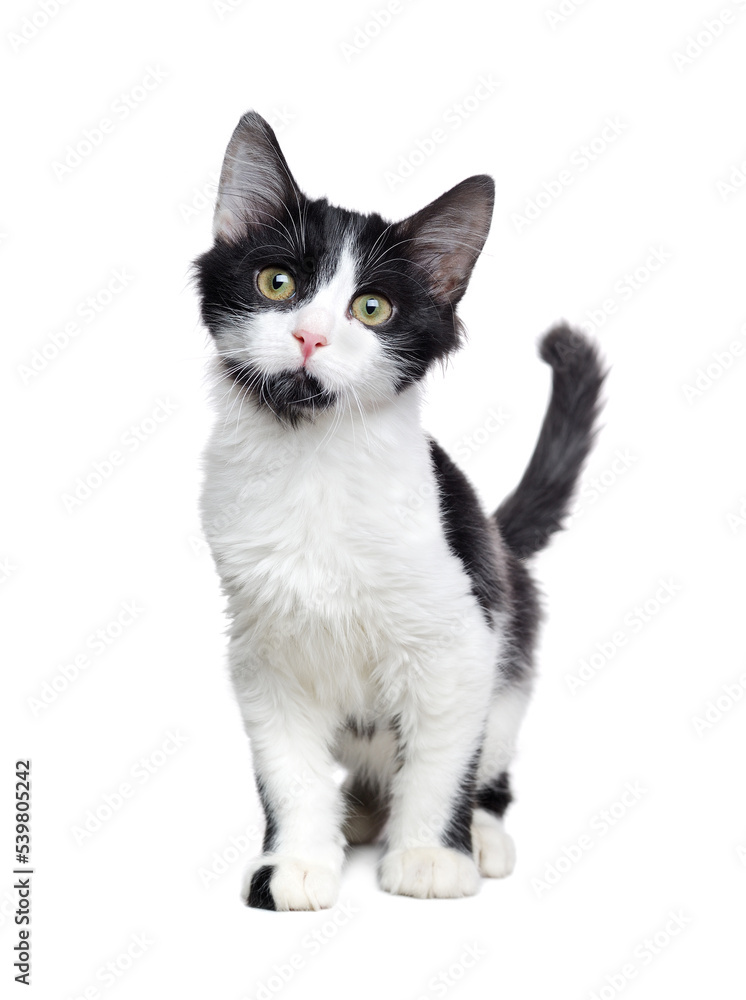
[{"xmin": 293, "ymin": 329, "xmax": 328, "ymax": 364}]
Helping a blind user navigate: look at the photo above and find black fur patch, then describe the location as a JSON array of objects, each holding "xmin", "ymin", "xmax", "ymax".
[
  {"xmin": 389, "ymin": 715, "xmax": 406, "ymax": 772},
  {"xmin": 246, "ymin": 865, "xmax": 276, "ymax": 910},
  {"xmin": 225, "ymin": 358, "xmax": 336, "ymax": 426},
  {"xmin": 342, "ymin": 775, "xmax": 389, "ymax": 845},
  {"xmin": 496, "ymin": 325, "xmax": 605, "ymax": 558},
  {"xmin": 475, "ymin": 771, "xmax": 512, "ymax": 819},
  {"xmin": 501, "ymin": 551, "xmax": 542, "ymax": 681},
  {"xmin": 255, "ymin": 777, "xmax": 278, "ymax": 853},
  {"xmin": 345, "ymin": 716, "xmax": 376, "ymax": 740},
  {"xmin": 429, "ymin": 439, "xmax": 504, "ymax": 625},
  {"xmin": 442, "ymin": 751, "xmax": 479, "ymax": 855}
]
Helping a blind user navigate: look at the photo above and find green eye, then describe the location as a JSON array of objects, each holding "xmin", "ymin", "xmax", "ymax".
[
  {"xmin": 257, "ymin": 266, "xmax": 296, "ymax": 301},
  {"xmin": 351, "ymin": 293, "xmax": 392, "ymax": 326}
]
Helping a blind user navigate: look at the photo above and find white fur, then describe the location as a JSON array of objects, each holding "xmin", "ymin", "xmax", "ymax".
[
  {"xmin": 201, "ymin": 251, "xmax": 514, "ymax": 906},
  {"xmin": 471, "ymin": 808, "xmax": 516, "ymax": 878},
  {"xmin": 379, "ymin": 847, "xmax": 481, "ymax": 899},
  {"xmin": 477, "ymin": 682, "xmax": 531, "ymax": 785}
]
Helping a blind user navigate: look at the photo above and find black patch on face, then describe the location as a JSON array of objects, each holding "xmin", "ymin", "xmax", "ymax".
[
  {"xmin": 195, "ymin": 195, "xmax": 351, "ymax": 333},
  {"xmin": 193, "ymin": 195, "xmax": 466, "ymax": 420},
  {"xmin": 475, "ymin": 770, "xmax": 512, "ymax": 819},
  {"xmin": 348, "ymin": 213, "xmax": 464, "ymax": 391},
  {"xmin": 429, "ymin": 439, "xmax": 505, "ymax": 625},
  {"xmin": 246, "ymin": 865, "xmax": 277, "ymax": 910},
  {"xmin": 225, "ymin": 357, "xmax": 336, "ymax": 426}
]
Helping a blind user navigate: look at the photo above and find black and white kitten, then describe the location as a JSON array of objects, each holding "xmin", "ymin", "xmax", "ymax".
[{"xmin": 195, "ymin": 112, "xmax": 604, "ymax": 910}]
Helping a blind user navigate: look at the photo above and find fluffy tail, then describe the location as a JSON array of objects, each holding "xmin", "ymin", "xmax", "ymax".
[{"xmin": 495, "ymin": 324, "xmax": 606, "ymax": 558}]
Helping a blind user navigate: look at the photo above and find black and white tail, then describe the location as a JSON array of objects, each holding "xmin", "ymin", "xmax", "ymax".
[{"xmin": 496, "ymin": 324, "xmax": 606, "ymax": 558}]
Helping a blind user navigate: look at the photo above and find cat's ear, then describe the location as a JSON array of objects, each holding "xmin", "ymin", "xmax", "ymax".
[
  {"xmin": 396, "ymin": 175, "xmax": 494, "ymax": 307},
  {"xmin": 212, "ymin": 111, "xmax": 302, "ymax": 242}
]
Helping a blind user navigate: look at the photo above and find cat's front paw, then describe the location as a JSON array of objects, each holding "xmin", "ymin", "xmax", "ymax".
[
  {"xmin": 471, "ymin": 808, "xmax": 516, "ymax": 878},
  {"xmin": 379, "ymin": 847, "xmax": 480, "ymax": 899},
  {"xmin": 241, "ymin": 855, "xmax": 340, "ymax": 911}
]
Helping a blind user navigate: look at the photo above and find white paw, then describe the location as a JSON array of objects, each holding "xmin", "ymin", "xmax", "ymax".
[
  {"xmin": 241, "ymin": 855, "xmax": 340, "ymax": 911},
  {"xmin": 471, "ymin": 808, "xmax": 516, "ymax": 878},
  {"xmin": 379, "ymin": 847, "xmax": 480, "ymax": 899}
]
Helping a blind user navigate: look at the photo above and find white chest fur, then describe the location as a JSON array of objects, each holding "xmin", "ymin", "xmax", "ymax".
[{"xmin": 200, "ymin": 379, "xmax": 494, "ymax": 709}]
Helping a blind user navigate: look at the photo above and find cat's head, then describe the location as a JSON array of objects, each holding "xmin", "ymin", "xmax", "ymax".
[{"xmin": 195, "ymin": 111, "xmax": 494, "ymax": 424}]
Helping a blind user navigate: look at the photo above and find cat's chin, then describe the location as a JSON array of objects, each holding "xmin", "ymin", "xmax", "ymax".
[{"xmin": 225, "ymin": 358, "xmax": 337, "ymax": 423}]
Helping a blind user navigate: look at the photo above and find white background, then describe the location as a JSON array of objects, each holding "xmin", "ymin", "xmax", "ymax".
[{"xmin": 4, "ymin": 1, "xmax": 746, "ymax": 997}]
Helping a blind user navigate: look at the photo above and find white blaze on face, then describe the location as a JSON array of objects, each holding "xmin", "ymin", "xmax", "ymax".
[{"xmin": 226, "ymin": 242, "xmax": 401, "ymax": 408}]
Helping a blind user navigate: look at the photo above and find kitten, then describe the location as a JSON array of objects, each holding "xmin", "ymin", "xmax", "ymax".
[{"xmin": 194, "ymin": 111, "xmax": 604, "ymax": 910}]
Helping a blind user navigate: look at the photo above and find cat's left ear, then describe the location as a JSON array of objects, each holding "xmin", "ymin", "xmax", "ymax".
[
  {"xmin": 395, "ymin": 175, "xmax": 494, "ymax": 307},
  {"xmin": 212, "ymin": 110, "xmax": 303, "ymax": 242}
]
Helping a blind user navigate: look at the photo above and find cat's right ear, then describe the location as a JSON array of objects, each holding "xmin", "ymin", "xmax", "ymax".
[{"xmin": 212, "ymin": 111, "xmax": 302, "ymax": 242}]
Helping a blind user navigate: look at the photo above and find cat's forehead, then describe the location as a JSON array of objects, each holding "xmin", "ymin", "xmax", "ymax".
[
  {"xmin": 282, "ymin": 198, "xmax": 391, "ymax": 287},
  {"xmin": 305, "ymin": 239, "xmax": 358, "ymax": 312}
]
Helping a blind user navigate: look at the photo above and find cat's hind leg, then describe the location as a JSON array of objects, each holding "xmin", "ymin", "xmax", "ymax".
[
  {"xmin": 472, "ymin": 683, "xmax": 530, "ymax": 878},
  {"xmin": 377, "ymin": 613, "xmax": 494, "ymax": 900}
]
